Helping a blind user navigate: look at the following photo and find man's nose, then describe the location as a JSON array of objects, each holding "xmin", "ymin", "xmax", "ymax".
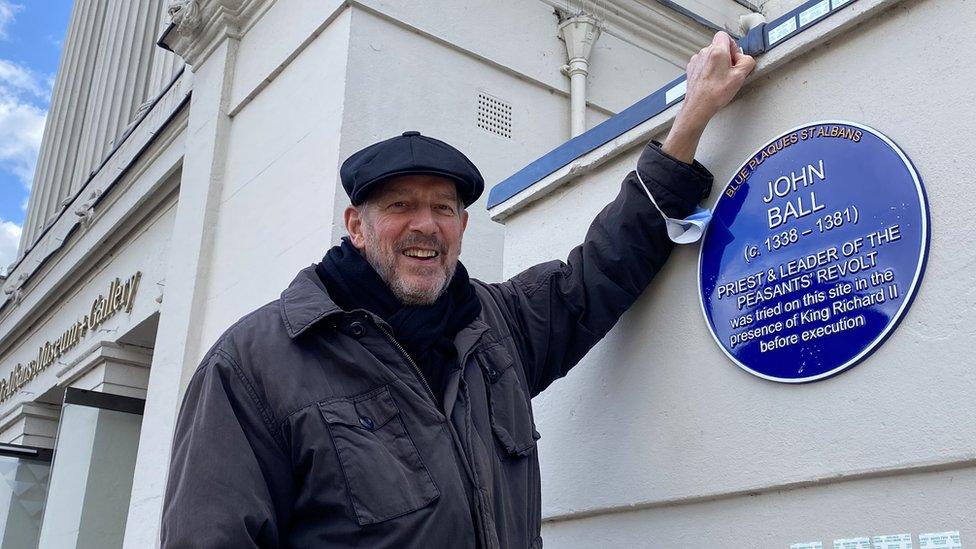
[{"xmin": 407, "ymin": 207, "xmax": 439, "ymax": 234}]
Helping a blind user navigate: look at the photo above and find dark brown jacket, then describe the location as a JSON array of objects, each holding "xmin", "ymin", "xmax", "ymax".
[{"xmin": 161, "ymin": 142, "xmax": 711, "ymax": 548}]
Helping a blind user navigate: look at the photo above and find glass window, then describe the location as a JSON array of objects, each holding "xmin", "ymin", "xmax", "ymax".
[{"xmin": 0, "ymin": 445, "xmax": 52, "ymax": 549}]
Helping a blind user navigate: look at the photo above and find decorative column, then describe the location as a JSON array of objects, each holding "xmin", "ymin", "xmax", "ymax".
[
  {"xmin": 67, "ymin": 0, "xmax": 161, "ymax": 200},
  {"xmin": 20, "ymin": 0, "xmax": 107, "ymax": 250},
  {"xmin": 35, "ymin": 342, "xmax": 150, "ymax": 549}
]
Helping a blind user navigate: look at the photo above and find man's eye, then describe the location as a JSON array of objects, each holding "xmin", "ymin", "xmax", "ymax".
[
  {"xmin": 390, "ymin": 201, "xmax": 408, "ymax": 209},
  {"xmin": 436, "ymin": 204, "xmax": 455, "ymax": 214}
]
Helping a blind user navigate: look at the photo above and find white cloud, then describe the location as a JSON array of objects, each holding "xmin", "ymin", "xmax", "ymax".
[
  {"xmin": 0, "ymin": 85, "xmax": 46, "ymax": 188},
  {"xmin": 0, "ymin": 59, "xmax": 48, "ymax": 188},
  {"xmin": 0, "ymin": 58, "xmax": 49, "ymax": 100},
  {"xmin": 0, "ymin": 3, "xmax": 43, "ymax": 272},
  {"xmin": 0, "ymin": 2, "xmax": 51, "ymax": 192},
  {"xmin": 0, "ymin": 218, "xmax": 21, "ymax": 276},
  {"xmin": 0, "ymin": 1, "xmax": 22, "ymax": 41}
]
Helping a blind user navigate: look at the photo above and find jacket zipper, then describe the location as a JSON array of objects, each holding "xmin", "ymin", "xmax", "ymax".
[
  {"xmin": 378, "ymin": 321, "xmax": 489, "ymax": 547},
  {"xmin": 376, "ymin": 324, "xmax": 439, "ymax": 408}
]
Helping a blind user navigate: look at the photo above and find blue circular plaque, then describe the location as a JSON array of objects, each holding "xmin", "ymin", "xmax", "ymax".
[{"xmin": 698, "ymin": 121, "xmax": 929, "ymax": 382}]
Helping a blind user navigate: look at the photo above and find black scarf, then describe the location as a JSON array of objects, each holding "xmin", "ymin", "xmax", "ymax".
[{"xmin": 315, "ymin": 238, "xmax": 482, "ymax": 408}]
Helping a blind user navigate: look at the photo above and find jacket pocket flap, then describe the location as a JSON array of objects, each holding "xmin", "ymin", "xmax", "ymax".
[
  {"xmin": 478, "ymin": 343, "xmax": 516, "ymax": 384},
  {"xmin": 477, "ymin": 346, "xmax": 538, "ymax": 457},
  {"xmin": 320, "ymin": 386, "xmax": 398, "ymax": 430}
]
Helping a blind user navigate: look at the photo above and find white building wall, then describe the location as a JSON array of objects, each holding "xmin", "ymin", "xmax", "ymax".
[
  {"xmin": 352, "ymin": 0, "xmax": 679, "ymax": 116},
  {"xmin": 764, "ymin": 0, "xmax": 815, "ymax": 19},
  {"xmin": 198, "ymin": 6, "xmax": 352, "ymax": 346},
  {"xmin": 494, "ymin": 0, "xmax": 976, "ymax": 546},
  {"xmin": 542, "ymin": 466, "xmax": 976, "ymax": 547},
  {"xmin": 585, "ymin": 31, "xmax": 686, "ymax": 115}
]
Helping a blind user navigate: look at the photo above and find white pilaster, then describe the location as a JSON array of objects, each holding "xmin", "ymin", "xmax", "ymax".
[{"xmin": 122, "ymin": 12, "xmax": 246, "ymax": 545}]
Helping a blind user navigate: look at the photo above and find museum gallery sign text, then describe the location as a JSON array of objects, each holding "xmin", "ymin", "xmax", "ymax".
[{"xmin": 0, "ymin": 272, "xmax": 142, "ymax": 403}]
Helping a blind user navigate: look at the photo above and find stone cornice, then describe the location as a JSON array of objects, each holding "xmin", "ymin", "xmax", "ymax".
[
  {"xmin": 540, "ymin": 0, "xmax": 717, "ymax": 68},
  {"xmin": 160, "ymin": 0, "xmax": 276, "ymax": 69}
]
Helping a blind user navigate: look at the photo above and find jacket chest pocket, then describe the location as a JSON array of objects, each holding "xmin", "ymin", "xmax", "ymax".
[
  {"xmin": 319, "ymin": 385, "xmax": 439, "ymax": 525},
  {"xmin": 478, "ymin": 344, "xmax": 541, "ymax": 458}
]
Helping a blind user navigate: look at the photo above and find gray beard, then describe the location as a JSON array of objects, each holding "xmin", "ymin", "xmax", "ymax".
[{"xmin": 362, "ymin": 233, "xmax": 455, "ymax": 306}]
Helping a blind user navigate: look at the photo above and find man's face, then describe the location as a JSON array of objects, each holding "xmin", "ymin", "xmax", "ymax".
[{"xmin": 345, "ymin": 175, "xmax": 468, "ymax": 305}]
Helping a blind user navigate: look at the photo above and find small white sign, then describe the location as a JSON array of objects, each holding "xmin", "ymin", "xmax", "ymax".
[
  {"xmin": 799, "ymin": 0, "xmax": 830, "ymax": 26},
  {"xmin": 665, "ymin": 80, "xmax": 687, "ymax": 104},
  {"xmin": 792, "ymin": 543, "xmax": 824, "ymax": 549},
  {"xmin": 834, "ymin": 538, "xmax": 872, "ymax": 549},
  {"xmin": 919, "ymin": 531, "xmax": 962, "ymax": 549},
  {"xmin": 831, "ymin": 0, "xmax": 855, "ymax": 8},
  {"xmin": 767, "ymin": 17, "xmax": 798, "ymax": 45},
  {"xmin": 873, "ymin": 533, "xmax": 913, "ymax": 549}
]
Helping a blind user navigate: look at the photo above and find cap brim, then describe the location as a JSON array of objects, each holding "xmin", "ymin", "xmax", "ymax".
[{"xmin": 353, "ymin": 169, "xmax": 479, "ymax": 206}]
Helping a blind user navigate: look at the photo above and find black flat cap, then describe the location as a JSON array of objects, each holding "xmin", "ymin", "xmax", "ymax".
[{"xmin": 340, "ymin": 131, "xmax": 485, "ymax": 207}]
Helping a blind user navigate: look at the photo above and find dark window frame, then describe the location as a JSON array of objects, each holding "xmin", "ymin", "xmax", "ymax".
[
  {"xmin": 63, "ymin": 387, "xmax": 145, "ymax": 416},
  {"xmin": 0, "ymin": 443, "xmax": 53, "ymax": 463}
]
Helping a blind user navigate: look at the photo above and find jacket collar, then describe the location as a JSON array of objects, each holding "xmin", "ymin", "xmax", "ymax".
[{"xmin": 279, "ymin": 265, "xmax": 344, "ymax": 338}]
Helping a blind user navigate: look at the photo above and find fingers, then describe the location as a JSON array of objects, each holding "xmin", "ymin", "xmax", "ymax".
[
  {"xmin": 734, "ymin": 53, "xmax": 757, "ymax": 76},
  {"xmin": 704, "ymin": 30, "xmax": 754, "ymax": 75},
  {"xmin": 725, "ymin": 32, "xmax": 739, "ymax": 54},
  {"xmin": 688, "ymin": 30, "xmax": 756, "ymax": 81},
  {"xmin": 710, "ymin": 31, "xmax": 732, "ymax": 62},
  {"xmin": 727, "ymin": 33, "xmax": 744, "ymax": 64},
  {"xmin": 682, "ymin": 31, "xmax": 756, "ymax": 124}
]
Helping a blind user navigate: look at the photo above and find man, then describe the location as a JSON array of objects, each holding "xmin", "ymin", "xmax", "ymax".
[{"xmin": 162, "ymin": 31, "xmax": 755, "ymax": 548}]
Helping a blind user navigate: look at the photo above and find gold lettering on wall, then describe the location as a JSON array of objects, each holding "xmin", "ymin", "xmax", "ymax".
[{"xmin": 0, "ymin": 272, "xmax": 142, "ymax": 403}]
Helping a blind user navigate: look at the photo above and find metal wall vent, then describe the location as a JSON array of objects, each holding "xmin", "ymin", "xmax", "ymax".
[{"xmin": 477, "ymin": 92, "xmax": 512, "ymax": 139}]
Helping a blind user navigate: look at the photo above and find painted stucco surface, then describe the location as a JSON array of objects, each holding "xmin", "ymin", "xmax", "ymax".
[
  {"xmin": 198, "ymin": 8, "xmax": 352, "ymax": 346},
  {"xmin": 542, "ymin": 465, "xmax": 976, "ymax": 547},
  {"xmin": 497, "ymin": 0, "xmax": 976, "ymax": 545}
]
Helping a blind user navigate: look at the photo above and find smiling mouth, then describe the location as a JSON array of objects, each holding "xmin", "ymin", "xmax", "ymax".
[{"xmin": 402, "ymin": 248, "xmax": 439, "ymax": 261}]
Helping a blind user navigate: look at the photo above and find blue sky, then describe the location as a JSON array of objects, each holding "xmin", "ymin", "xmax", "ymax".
[{"xmin": 0, "ymin": 0, "xmax": 73, "ymax": 274}]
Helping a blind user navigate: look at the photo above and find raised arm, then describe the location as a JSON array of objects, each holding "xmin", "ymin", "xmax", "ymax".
[{"xmin": 483, "ymin": 31, "xmax": 755, "ymax": 397}]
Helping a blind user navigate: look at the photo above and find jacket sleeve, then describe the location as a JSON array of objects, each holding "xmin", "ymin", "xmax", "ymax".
[
  {"xmin": 486, "ymin": 141, "xmax": 713, "ymax": 397},
  {"xmin": 161, "ymin": 346, "xmax": 292, "ymax": 548}
]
